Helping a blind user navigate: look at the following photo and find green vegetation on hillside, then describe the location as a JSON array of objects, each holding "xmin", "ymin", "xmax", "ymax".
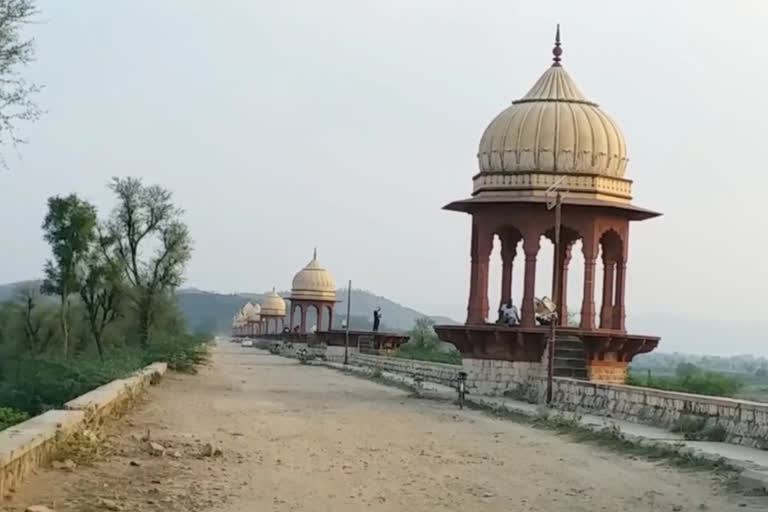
[
  {"xmin": 631, "ymin": 351, "xmax": 768, "ymax": 401},
  {"xmin": 627, "ymin": 362, "xmax": 744, "ymax": 397},
  {"xmin": 395, "ymin": 317, "xmax": 462, "ymax": 365},
  {"xmin": 0, "ymin": 177, "xmax": 206, "ymax": 430}
]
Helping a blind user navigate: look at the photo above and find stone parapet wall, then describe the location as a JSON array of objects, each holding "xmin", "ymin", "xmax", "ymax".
[
  {"xmin": 317, "ymin": 348, "xmax": 768, "ymax": 449},
  {"xmin": 352, "ymin": 354, "xmax": 461, "ymax": 387},
  {"xmin": 322, "ymin": 348, "xmax": 461, "ymax": 387},
  {"xmin": 552, "ymin": 378, "xmax": 768, "ymax": 449},
  {"xmin": 0, "ymin": 362, "xmax": 168, "ymax": 498}
]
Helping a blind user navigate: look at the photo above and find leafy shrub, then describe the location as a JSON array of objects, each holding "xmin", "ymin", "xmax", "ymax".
[
  {"xmin": 0, "ymin": 407, "xmax": 29, "ymax": 430},
  {"xmin": 0, "ymin": 350, "xmax": 143, "ymax": 414},
  {"xmin": 0, "ymin": 333, "xmax": 210, "ymax": 415},
  {"xmin": 394, "ymin": 318, "xmax": 461, "ymax": 365},
  {"xmin": 144, "ymin": 332, "xmax": 210, "ymax": 373}
]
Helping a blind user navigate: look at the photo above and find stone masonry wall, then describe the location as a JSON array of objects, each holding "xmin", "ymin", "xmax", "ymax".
[
  {"xmin": 462, "ymin": 359, "xmax": 545, "ymax": 401},
  {"xmin": 350, "ymin": 354, "xmax": 460, "ymax": 388},
  {"xmin": 552, "ymin": 378, "xmax": 768, "ymax": 449}
]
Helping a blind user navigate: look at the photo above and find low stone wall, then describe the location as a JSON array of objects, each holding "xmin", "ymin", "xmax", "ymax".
[
  {"xmin": 324, "ymin": 349, "xmax": 460, "ymax": 387},
  {"xmin": 325, "ymin": 352, "xmax": 542, "ymax": 398},
  {"xmin": 552, "ymin": 378, "xmax": 768, "ymax": 449},
  {"xmin": 65, "ymin": 362, "xmax": 167, "ymax": 426},
  {"xmin": 352, "ymin": 354, "xmax": 461, "ymax": 387},
  {"xmin": 324, "ymin": 349, "xmax": 768, "ymax": 449},
  {"xmin": 0, "ymin": 362, "xmax": 167, "ymax": 498},
  {"xmin": 462, "ymin": 359, "xmax": 545, "ymax": 400}
]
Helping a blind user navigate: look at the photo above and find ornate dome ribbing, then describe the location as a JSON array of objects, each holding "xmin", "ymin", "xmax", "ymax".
[{"xmin": 474, "ymin": 27, "xmax": 632, "ymax": 203}]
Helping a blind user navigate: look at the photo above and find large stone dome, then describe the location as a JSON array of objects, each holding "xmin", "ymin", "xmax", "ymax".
[
  {"xmin": 260, "ymin": 288, "xmax": 287, "ymax": 316},
  {"xmin": 474, "ymin": 28, "xmax": 632, "ymax": 203},
  {"xmin": 290, "ymin": 249, "xmax": 336, "ymax": 302}
]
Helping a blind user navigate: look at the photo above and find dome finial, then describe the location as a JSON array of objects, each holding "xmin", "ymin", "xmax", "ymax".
[
  {"xmin": 313, "ymin": 247, "xmax": 317, "ymax": 260},
  {"xmin": 552, "ymin": 24, "xmax": 562, "ymax": 67}
]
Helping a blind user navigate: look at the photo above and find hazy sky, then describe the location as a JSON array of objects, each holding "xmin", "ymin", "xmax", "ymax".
[{"xmin": 1, "ymin": 1, "xmax": 766, "ymax": 332}]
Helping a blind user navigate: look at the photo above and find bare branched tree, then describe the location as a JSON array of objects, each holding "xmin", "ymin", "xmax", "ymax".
[
  {"xmin": 104, "ymin": 177, "xmax": 192, "ymax": 347},
  {"xmin": 0, "ymin": 0, "xmax": 42, "ymax": 165}
]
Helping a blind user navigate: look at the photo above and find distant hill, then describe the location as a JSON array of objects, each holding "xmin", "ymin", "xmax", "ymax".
[
  {"xmin": 0, "ymin": 280, "xmax": 40, "ymax": 302},
  {"xmin": 0, "ymin": 280, "xmax": 457, "ymax": 335},
  {"xmin": 2, "ymin": 280, "xmax": 763, "ymax": 356}
]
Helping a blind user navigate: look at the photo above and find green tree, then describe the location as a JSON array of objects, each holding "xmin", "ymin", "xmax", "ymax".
[
  {"xmin": 104, "ymin": 177, "xmax": 192, "ymax": 347},
  {"xmin": 409, "ymin": 317, "xmax": 437, "ymax": 346},
  {"xmin": 79, "ymin": 244, "xmax": 122, "ymax": 360},
  {"xmin": 675, "ymin": 362, "xmax": 699, "ymax": 382},
  {"xmin": 40, "ymin": 194, "xmax": 98, "ymax": 356},
  {"xmin": 0, "ymin": 0, "xmax": 42, "ymax": 163}
]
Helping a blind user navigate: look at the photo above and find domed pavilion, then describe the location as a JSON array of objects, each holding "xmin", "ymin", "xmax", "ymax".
[
  {"xmin": 231, "ymin": 310, "xmax": 247, "ymax": 337},
  {"xmin": 245, "ymin": 302, "xmax": 262, "ymax": 336},
  {"xmin": 260, "ymin": 287, "xmax": 287, "ymax": 334},
  {"xmin": 433, "ymin": 27, "xmax": 661, "ymax": 384},
  {"xmin": 288, "ymin": 249, "xmax": 337, "ymax": 333}
]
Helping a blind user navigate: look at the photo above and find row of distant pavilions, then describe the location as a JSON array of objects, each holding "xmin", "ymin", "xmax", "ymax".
[
  {"xmin": 231, "ymin": 249, "xmax": 339, "ymax": 337},
  {"xmin": 231, "ymin": 27, "xmax": 662, "ymax": 384}
]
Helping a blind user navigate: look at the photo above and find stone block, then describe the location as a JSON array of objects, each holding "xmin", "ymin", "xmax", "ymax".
[{"xmin": 0, "ymin": 410, "xmax": 85, "ymax": 498}]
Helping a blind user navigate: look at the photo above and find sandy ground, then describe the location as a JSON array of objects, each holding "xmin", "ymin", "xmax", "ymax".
[{"xmin": 8, "ymin": 343, "xmax": 768, "ymax": 512}]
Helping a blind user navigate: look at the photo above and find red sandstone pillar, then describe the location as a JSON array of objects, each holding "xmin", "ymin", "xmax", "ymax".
[
  {"xmin": 600, "ymin": 259, "xmax": 616, "ymax": 329},
  {"xmin": 329, "ymin": 307, "xmax": 334, "ymax": 330},
  {"xmin": 580, "ymin": 244, "xmax": 597, "ymax": 330},
  {"xmin": 300, "ymin": 306, "xmax": 307, "ymax": 333},
  {"xmin": 521, "ymin": 235, "xmax": 540, "ymax": 328},
  {"xmin": 467, "ymin": 219, "xmax": 492, "ymax": 324},
  {"xmin": 317, "ymin": 304, "xmax": 324, "ymax": 332},
  {"xmin": 613, "ymin": 262, "xmax": 627, "ymax": 331}
]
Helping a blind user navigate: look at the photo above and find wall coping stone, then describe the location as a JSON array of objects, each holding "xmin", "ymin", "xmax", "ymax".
[{"xmin": 554, "ymin": 377, "xmax": 768, "ymax": 411}]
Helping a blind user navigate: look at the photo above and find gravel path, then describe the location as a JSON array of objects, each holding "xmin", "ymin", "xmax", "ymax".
[{"xmin": 10, "ymin": 343, "xmax": 768, "ymax": 511}]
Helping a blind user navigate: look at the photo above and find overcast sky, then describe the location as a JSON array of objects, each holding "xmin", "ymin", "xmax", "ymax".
[{"xmin": 1, "ymin": 1, "xmax": 766, "ymax": 334}]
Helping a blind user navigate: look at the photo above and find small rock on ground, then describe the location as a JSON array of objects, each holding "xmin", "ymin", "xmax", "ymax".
[
  {"xmin": 51, "ymin": 459, "xmax": 76, "ymax": 472},
  {"xmin": 148, "ymin": 442, "xmax": 165, "ymax": 456},
  {"xmin": 98, "ymin": 498, "xmax": 122, "ymax": 510}
]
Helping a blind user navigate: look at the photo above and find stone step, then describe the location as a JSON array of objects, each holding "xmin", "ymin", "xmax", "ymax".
[
  {"xmin": 555, "ymin": 346, "xmax": 585, "ymax": 356},
  {"xmin": 553, "ymin": 357, "xmax": 587, "ymax": 369},
  {"xmin": 554, "ymin": 367, "xmax": 588, "ymax": 379},
  {"xmin": 555, "ymin": 340, "xmax": 584, "ymax": 351}
]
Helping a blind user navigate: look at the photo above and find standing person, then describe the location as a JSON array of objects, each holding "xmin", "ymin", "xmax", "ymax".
[{"xmin": 373, "ymin": 307, "xmax": 381, "ymax": 332}]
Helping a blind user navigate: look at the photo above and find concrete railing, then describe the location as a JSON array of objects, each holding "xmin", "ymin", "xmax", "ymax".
[{"xmin": 0, "ymin": 362, "xmax": 167, "ymax": 498}]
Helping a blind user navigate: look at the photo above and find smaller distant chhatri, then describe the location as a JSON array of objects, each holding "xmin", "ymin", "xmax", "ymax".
[{"xmin": 260, "ymin": 287, "xmax": 287, "ymax": 334}]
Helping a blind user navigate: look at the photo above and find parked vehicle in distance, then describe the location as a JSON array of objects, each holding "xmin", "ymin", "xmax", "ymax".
[{"xmin": 242, "ymin": 339, "xmax": 254, "ymax": 347}]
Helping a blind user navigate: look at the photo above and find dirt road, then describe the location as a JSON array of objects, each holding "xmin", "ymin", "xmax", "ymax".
[{"xmin": 11, "ymin": 343, "xmax": 768, "ymax": 511}]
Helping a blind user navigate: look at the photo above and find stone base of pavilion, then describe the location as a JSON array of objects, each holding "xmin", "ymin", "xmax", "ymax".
[{"xmin": 434, "ymin": 324, "xmax": 658, "ymax": 389}]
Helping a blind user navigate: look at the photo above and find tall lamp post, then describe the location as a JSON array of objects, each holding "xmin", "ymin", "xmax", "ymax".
[
  {"xmin": 344, "ymin": 280, "xmax": 351, "ymax": 365},
  {"xmin": 545, "ymin": 176, "xmax": 566, "ymax": 405}
]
